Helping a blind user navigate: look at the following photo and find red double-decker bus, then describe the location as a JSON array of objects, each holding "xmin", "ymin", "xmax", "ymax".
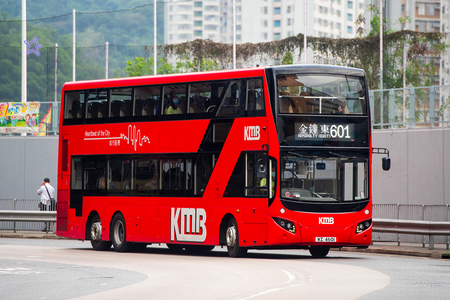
[{"xmin": 57, "ymin": 65, "xmax": 387, "ymax": 257}]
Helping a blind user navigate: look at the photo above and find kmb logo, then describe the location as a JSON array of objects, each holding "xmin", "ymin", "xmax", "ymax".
[
  {"xmin": 170, "ymin": 208, "xmax": 207, "ymax": 242},
  {"xmin": 244, "ymin": 126, "xmax": 260, "ymax": 141},
  {"xmin": 319, "ymin": 217, "xmax": 334, "ymax": 224}
]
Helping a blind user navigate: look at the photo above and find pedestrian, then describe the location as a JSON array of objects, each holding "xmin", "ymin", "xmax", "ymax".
[{"xmin": 37, "ymin": 177, "xmax": 56, "ymax": 231}]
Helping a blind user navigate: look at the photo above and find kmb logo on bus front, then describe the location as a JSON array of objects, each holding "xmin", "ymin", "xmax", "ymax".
[{"xmin": 244, "ymin": 126, "xmax": 260, "ymax": 141}]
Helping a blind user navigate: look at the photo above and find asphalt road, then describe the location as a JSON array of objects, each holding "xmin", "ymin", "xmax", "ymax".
[{"xmin": 0, "ymin": 238, "xmax": 449, "ymax": 299}]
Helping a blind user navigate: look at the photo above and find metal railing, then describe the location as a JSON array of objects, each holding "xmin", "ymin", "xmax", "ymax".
[
  {"xmin": 0, "ymin": 199, "xmax": 56, "ymax": 232},
  {"xmin": 370, "ymin": 85, "xmax": 450, "ymax": 129},
  {"xmin": 372, "ymin": 204, "xmax": 450, "ymax": 248},
  {"xmin": 373, "ymin": 218, "xmax": 450, "ymax": 250},
  {"xmin": 0, "ymin": 210, "xmax": 56, "ymax": 233}
]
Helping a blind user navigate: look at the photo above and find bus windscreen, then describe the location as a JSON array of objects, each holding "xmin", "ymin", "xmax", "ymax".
[{"xmin": 277, "ymin": 73, "xmax": 367, "ymax": 115}]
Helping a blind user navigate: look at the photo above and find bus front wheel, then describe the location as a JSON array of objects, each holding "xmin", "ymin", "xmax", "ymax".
[
  {"xmin": 309, "ymin": 246, "xmax": 330, "ymax": 258},
  {"xmin": 110, "ymin": 214, "xmax": 132, "ymax": 252},
  {"xmin": 89, "ymin": 216, "xmax": 112, "ymax": 251},
  {"xmin": 226, "ymin": 218, "xmax": 247, "ymax": 257}
]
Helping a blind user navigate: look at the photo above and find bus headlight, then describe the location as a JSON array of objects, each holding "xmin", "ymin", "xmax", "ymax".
[
  {"xmin": 355, "ymin": 219, "xmax": 372, "ymax": 234},
  {"xmin": 273, "ymin": 217, "xmax": 296, "ymax": 233}
]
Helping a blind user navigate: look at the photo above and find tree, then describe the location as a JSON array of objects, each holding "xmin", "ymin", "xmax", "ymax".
[
  {"xmin": 282, "ymin": 50, "xmax": 293, "ymax": 65},
  {"xmin": 125, "ymin": 55, "xmax": 218, "ymax": 77}
]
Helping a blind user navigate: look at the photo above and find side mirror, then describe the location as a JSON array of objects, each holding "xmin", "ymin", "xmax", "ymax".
[
  {"xmin": 382, "ymin": 157, "xmax": 391, "ymax": 171},
  {"xmin": 373, "ymin": 147, "xmax": 391, "ymax": 171}
]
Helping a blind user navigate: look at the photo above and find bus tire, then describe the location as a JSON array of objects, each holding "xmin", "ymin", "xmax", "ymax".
[
  {"xmin": 89, "ymin": 216, "xmax": 112, "ymax": 251},
  {"xmin": 309, "ymin": 246, "xmax": 330, "ymax": 258},
  {"xmin": 226, "ymin": 218, "xmax": 247, "ymax": 257},
  {"xmin": 110, "ymin": 213, "xmax": 132, "ymax": 252}
]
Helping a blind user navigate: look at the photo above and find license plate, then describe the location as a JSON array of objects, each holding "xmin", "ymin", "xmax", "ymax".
[{"xmin": 315, "ymin": 237, "xmax": 337, "ymax": 242}]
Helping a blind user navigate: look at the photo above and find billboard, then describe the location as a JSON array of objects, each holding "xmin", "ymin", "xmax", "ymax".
[{"xmin": 0, "ymin": 102, "xmax": 40, "ymax": 133}]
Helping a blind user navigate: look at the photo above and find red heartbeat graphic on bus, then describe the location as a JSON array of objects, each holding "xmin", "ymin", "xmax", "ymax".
[
  {"xmin": 84, "ymin": 125, "xmax": 150, "ymax": 151},
  {"xmin": 120, "ymin": 125, "xmax": 150, "ymax": 151}
]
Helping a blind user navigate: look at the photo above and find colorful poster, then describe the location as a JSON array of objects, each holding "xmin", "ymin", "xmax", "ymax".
[{"xmin": 0, "ymin": 102, "xmax": 40, "ymax": 133}]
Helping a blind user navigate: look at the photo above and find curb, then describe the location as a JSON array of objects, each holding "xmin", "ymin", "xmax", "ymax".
[
  {"xmin": 0, "ymin": 232, "xmax": 65, "ymax": 240},
  {"xmin": 338, "ymin": 246, "xmax": 450, "ymax": 260}
]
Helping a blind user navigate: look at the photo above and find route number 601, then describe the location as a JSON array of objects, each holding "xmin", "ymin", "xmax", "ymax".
[{"xmin": 330, "ymin": 125, "xmax": 351, "ymax": 139}]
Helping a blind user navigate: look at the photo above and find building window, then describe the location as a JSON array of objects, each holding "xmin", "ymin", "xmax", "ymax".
[
  {"xmin": 274, "ymin": 20, "xmax": 281, "ymax": 27},
  {"xmin": 194, "ymin": 11, "xmax": 202, "ymax": 17},
  {"xmin": 194, "ymin": 21, "xmax": 202, "ymax": 27},
  {"xmin": 274, "ymin": 33, "xmax": 281, "ymax": 40},
  {"xmin": 347, "ymin": 26, "xmax": 352, "ymax": 34},
  {"xmin": 205, "ymin": 25, "xmax": 219, "ymax": 31},
  {"xmin": 274, "ymin": 7, "xmax": 281, "ymax": 14},
  {"xmin": 427, "ymin": 3, "xmax": 436, "ymax": 16},
  {"xmin": 416, "ymin": 20, "xmax": 425, "ymax": 31},
  {"xmin": 347, "ymin": 13, "xmax": 352, "ymax": 21},
  {"xmin": 418, "ymin": 3, "xmax": 425, "ymax": 15},
  {"xmin": 348, "ymin": 1, "xmax": 353, "ymax": 9}
]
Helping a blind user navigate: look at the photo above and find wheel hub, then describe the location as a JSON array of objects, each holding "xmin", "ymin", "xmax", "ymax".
[
  {"xmin": 114, "ymin": 221, "xmax": 124, "ymax": 246},
  {"xmin": 226, "ymin": 225, "xmax": 236, "ymax": 247},
  {"xmin": 90, "ymin": 221, "xmax": 102, "ymax": 242}
]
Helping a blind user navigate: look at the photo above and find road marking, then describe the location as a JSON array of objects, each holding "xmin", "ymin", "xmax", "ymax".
[{"xmin": 240, "ymin": 268, "xmax": 311, "ymax": 299}]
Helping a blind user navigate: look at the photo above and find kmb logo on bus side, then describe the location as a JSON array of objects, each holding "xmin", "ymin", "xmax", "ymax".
[
  {"xmin": 244, "ymin": 126, "xmax": 260, "ymax": 141},
  {"xmin": 170, "ymin": 208, "xmax": 207, "ymax": 242}
]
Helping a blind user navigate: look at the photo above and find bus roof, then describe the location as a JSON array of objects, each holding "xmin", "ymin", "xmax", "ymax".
[{"xmin": 269, "ymin": 64, "xmax": 366, "ymax": 77}]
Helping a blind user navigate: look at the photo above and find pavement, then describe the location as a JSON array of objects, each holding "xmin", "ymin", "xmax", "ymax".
[{"xmin": 1, "ymin": 230, "xmax": 449, "ymax": 259}]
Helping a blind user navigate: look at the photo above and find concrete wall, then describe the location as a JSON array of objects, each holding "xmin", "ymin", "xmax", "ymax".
[
  {"xmin": 372, "ymin": 128, "xmax": 450, "ymax": 205},
  {"xmin": 0, "ymin": 137, "xmax": 58, "ymax": 200},
  {"xmin": 1, "ymin": 128, "xmax": 449, "ymax": 206}
]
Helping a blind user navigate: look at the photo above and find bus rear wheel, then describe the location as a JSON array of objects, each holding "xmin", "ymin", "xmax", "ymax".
[
  {"xmin": 309, "ymin": 246, "xmax": 330, "ymax": 258},
  {"xmin": 110, "ymin": 214, "xmax": 132, "ymax": 252},
  {"xmin": 89, "ymin": 216, "xmax": 112, "ymax": 251},
  {"xmin": 226, "ymin": 218, "xmax": 247, "ymax": 257}
]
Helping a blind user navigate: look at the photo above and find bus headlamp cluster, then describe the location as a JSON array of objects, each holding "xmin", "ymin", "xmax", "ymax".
[
  {"xmin": 355, "ymin": 219, "xmax": 372, "ymax": 234},
  {"xmin": 273, "ymin": 217, "xmax": 296, "ymax": 233}
]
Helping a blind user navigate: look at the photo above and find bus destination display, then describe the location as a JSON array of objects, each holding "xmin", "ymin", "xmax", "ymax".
[{"xmin": 295, "ymin": 122, "xmax": 355, "ymax": 141}]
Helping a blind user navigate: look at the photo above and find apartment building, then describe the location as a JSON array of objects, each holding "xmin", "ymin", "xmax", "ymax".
[
  {"xmin": 165, "ymin": 0, "xmax": 366, "ymax": 61},
  {"xmin": 164, "ymin": 0, "xmax": 233, "ymax": 44}
]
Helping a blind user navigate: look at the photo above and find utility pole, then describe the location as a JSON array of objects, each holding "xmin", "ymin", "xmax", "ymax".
[
  {"xmin": 73, "ymin": 9, "xmax": 76, "ymax": 81},
  {"xmin": 22, "ymin": 0, "xmax": 27, "ymax": 103}
]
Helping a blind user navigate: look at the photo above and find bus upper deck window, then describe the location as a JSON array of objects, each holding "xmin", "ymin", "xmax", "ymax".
[
  {"xmin": 65, "ymin": 91, "xmax": 85, "ymax": 120},
  {"xmin": 276, "ymin": 74, "xmax": 367, "ymax": 115}
]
